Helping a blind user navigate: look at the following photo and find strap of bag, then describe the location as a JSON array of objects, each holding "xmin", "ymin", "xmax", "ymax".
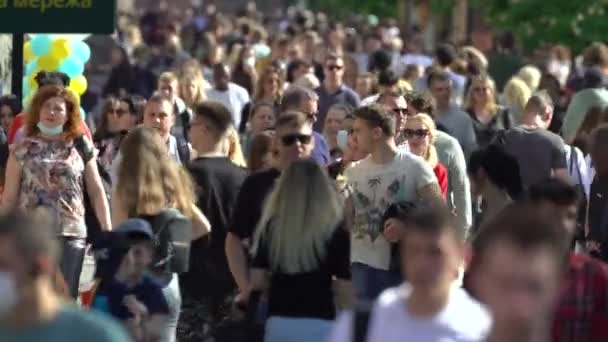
[{"xmin": 571, "ymin": 146, "xmax": 583, "ymax": 186}]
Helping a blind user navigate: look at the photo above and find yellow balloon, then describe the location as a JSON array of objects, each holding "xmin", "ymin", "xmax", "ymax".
[
  {"xmin": 70, "ymin": 75, "xmax": 88, "ymax": 95},
  {"xmin": 27, "ymin": 72, "xmax": 38, "ymax": 91},
  {"xmin": 38, "ymin": 54, "xmax": 61, "ymax": 71},
  {"xmin": 23, "ymin": 42, "xmax": 34, "ymax": 62},
  {"xmin": 50, "ymin": 38, "xmax": 71, "ymax": 60}
]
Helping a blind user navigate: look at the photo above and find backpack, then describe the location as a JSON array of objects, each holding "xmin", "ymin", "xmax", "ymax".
[
  {"xmin": 140, "ymin": 208, "xmax": 193, "ymax": 275},
  {"xmin": 73, "ymin": 135, "xmax": 112, "ymax": 244}
]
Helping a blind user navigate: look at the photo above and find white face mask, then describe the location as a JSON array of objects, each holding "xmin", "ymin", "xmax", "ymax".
[{"xmin": 0, "ymin": 272, "xmax": 18, "ymax": 317}]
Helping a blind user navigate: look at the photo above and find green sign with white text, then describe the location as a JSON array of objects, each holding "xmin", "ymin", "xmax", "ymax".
[{"xmin": 0, "ymin": 0, "xmax": 115, "ymax": 33}]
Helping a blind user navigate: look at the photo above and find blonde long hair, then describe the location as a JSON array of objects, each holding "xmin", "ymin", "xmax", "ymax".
[
  {"xmin": 115, "ymin": 127, "xmax": 195, "ymax": 218},
  {"xmin": 408, "ymin": 113, "xmax": 439, "ymax": 168},
  {"xmin": 179, "ymin": 72, "xmax": 208, "ymax": 108},
  {"xmin": 224, "ymin": 126, "xmax": 247, "ymax": 168},
  {"xmin": 465, "ymin": 75, "xmax": 499, "ymax": 116},
  {"xmin": 252, "ymin": 160, "xmax": 343, "ymax": 274}
]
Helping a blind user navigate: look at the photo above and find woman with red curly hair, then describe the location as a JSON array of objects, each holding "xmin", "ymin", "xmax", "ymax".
[{"xmin": 0, "ymin": 85, "xmax": 111, "ymax": 299}]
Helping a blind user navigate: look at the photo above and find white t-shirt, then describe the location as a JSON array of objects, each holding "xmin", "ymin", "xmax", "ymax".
[
  {"xmin": 328, "ymin": 285, "xmax": 492, "ymax": 342},
  {"xmin": 205, "ymin": 83, "xmax": 250, "ymax": 129},
  {"xmin": 344, "ymin": 151, "xmax": 437, "ymax": 270}
]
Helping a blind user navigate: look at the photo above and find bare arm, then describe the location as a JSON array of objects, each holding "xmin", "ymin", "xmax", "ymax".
[
  {"xmin": 190, "ymin": 204, "xmax": 211, "ymax": 240},
  {"xmin": 333, "ymin": 279, "xmax": 355, "ymax": 311},
  {"xmin": 85, "ymin": 158, "xmax": 112, "ymax": 231},
  {"xmin": 0, "ymin": 153, "xmax": 22, "ymax": 212},
  {"xmin": 226, "ymin": 232, "xmax": 249, "ymax": 292}
]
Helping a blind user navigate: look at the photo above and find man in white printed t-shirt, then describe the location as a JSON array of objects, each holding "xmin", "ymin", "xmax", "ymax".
[
  {"xmin": 344, "ymin": 104, "xmax": 442, "ymax": 302},
  {"xmin": 329, "ymin": 203, "xmax": 491, "ymax": 342}
]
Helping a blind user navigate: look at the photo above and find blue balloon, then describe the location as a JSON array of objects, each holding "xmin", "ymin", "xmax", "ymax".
[
  {"xmin": 25, "ymin": 58, "xmax": 38, "ymax": 75},
  {"xmin": 80, "ymin": 107, "xmax": 86, "ymax": 120},
  {"xmin": 22, "ymin": 79, "xmax": 30, "ymax": 97},
  {"xmin": 30, "ymin": 35, "xmax": 52, "ymax": 56},
  {"xmin": 72, "ymin": 40, "xmax": 91, "ymax": 63},
  {"xmin": 59, "ymin": 57, "xmax": 84, "ymax": 78}
]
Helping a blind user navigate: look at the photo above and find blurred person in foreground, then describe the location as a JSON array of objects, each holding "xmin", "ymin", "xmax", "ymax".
[
  {"xmin": 329, "ymin": 202, "xmax": 491, "ymax": 342},
  {"xmin": 468, "ymin": 203, "xmax": 569, "ymax": 342},
  {"xmin": 528, "ymin": 179, "xmax": 608, "ymax": 342},
  {"xmin": 0, "ymin": 210, "xmax": 130, "ymax": 341}
]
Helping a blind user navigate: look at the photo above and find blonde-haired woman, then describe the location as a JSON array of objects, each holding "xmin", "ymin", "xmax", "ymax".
[
  {"xmin": 179, "ymin": 72, "xmax": 208, "ymax": 110},
  {"xmin": 403, "ymin": 113, "xmax": 448, "ymax": 199},
  {"xmin": 502, "ymin": 76, "xmax": 531, "ymax": 124},
  {"xmin": 465, "ymin": 74, "xmax": 514, "ymax": 147},
  {"xmin": 517, "ymin": 65, "xmax": 542, "ymax": 92},
  {"xmin": 111, "ymin": 127, "xmax": 210, "ymax": 342},
  {"xmin": 249, "ymin": 159, "xmax": 352, "ymax": 342},
  {"xmin": 223, "ymin": 126, "xmax": 247, "ymax": 168}
]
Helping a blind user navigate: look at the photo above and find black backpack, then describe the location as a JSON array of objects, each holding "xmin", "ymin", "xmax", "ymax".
[
  {"xmin": 73, "ymin": 135, "xmax": 112, "ymax": 244},
  {"xmin": 140, "ymin": 208, "xmax": 193, "ymax": 275}
]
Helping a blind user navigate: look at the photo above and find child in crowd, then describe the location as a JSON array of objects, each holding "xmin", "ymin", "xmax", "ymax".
[{"xmin": 92, "ymin": 219, "xmax": 169, "ymax": 342}]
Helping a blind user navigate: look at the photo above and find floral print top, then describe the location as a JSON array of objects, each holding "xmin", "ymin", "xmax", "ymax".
[{"xmin": 14, "ymin": 136, "xmax": 91, "ymax": 238}]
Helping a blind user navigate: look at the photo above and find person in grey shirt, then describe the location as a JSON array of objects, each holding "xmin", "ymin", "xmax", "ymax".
[
  {"xmin": 428, "ymin": 70, "xmax": 478, "ymax": 159},
  {"xmin": 501, "ymin": 91, "xmax": 569, "ymax": 189}
]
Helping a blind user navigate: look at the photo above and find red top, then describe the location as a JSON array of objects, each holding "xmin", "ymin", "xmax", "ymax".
[
  {"xmin": 433, "ymin": 162, "xmax": 448, "ymax": 200},
  {"xmin": 7, "ymin": 112, "xmax": 92, "ymax": 144},
  {"xmin": 552, "ymin": 253, "xmax": 608, "ymax": 342}
]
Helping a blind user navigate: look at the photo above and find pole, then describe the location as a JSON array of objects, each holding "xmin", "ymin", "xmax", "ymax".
[{"xmin": 11, "ymin": 33, "xmax": 24, "ymax": 99}]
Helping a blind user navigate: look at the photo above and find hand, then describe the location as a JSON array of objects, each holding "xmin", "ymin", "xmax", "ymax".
[
  {"xmin": 586, "ymin": 240, "xmax": 601, "ymax": 253},
  {"xmin": 383, "ymin": 218, "xmax": 403, "ymax": 243},
  {"xmin": 123, "ymin": 295, "xmax": 148, "ymax": 320},
  {"xmin": 234, "ymin": 289, "xmax": 251, "ymax": 310}
]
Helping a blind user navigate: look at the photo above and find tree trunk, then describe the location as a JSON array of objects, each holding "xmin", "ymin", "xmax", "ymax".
[{"xmin": 451, "ymin": 0, "xmax": 468, "ymax": 44}]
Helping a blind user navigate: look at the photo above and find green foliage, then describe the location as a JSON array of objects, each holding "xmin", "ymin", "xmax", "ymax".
[{"xmin": 471, "ymin": 0, "xmax": 608, "ymax": 53}]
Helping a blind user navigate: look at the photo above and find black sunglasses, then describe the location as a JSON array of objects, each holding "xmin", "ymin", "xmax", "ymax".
[
  {"xmin": 393, "ymin": 108, "xmax": 407, "ymax": 115},
  {"xmin": 402, "ymin": 129, "xmax": 429, "ymax": 138},
  {"xmin": 281, "ymin": 133, "xmax": 312, "ymax": 146}
]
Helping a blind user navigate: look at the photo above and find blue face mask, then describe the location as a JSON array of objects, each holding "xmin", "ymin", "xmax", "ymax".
[
  {"xmin": 37, "ymin": 122, "xmax": 64, "ymax": 136},
  {"xmin": 337, "ymin": 130, "xmax": 349, "ymax": 149}
]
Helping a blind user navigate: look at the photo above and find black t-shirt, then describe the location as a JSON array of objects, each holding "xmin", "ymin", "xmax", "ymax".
[
  {"xmin": 188, "ymin": 157, "xmax": 248, "ymax": 253},
  {"xmin": 229, "ymin": 168, "xmax": 281, "ymax": 239},
  {"xmin": 252, "ymin": 223, "xmax": 351, "ymax": 320},
  {"xmin": 588, "ymin": 177, "xmax": 608, "ymax": 245}
]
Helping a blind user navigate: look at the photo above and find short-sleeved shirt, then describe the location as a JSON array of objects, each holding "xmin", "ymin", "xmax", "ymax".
[
  {"xmin": 0, "ymin": 306, "xmax": 131, "ymax": 342},
  {"xmin": 502, "ymin": 126, "xmax": 567, "ymax": 189},
  {"xmin": 344, "ymin": 151, "xmax": 437, "ymax": 270},
  {"xmin": 229, "ymin": 168, "xmax": 281, "ymax": 240},
  {"xmin": 92, "ymin": 275, "xmax": 169, "ymax": 320},
  {"xmin": 13, "ymin": 136, "xmax": 90, "ymax": 237},
  {"xmin": 252, "ymin": 223, "xmax": 351, "ymax": 320}
]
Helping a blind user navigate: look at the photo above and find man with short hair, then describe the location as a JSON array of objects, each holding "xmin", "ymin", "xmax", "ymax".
[
  {"xmin": 415, "ymin": 43, "xmax": 467, "ymax": 103},
  {"xmin": 281, "ymin": 85, "xmax": 331, "ymax": 165},
  {"xmin": 345, "ymin": 104, "xmax": 442, "ymax": 301},
  {"xmin": 500, "ymin": 91, "xmax": 568, "ymax": 189},
  {"xmin": 157, "ymin": 71, "xmax": 191, "ymax": 142},
  {"xmin": 205, "ymin": 63, "xmax": 250, "ymax": 129},
  {"xmin": 360, "ymin": 69, "xmax": 402, "ymax": 106},
  {"xmin": 376, "ymin": 92, "xmax": 408, "ymax": 151},
  {"xmin": 469, "ymin": 203, "xmax": 570, "ymax": 342},
  {"xmin": 226, "ymin": 111, "xmax": 315, "ymax": 299},
  {"xmin": 0, "ymin": 210, "xmax": 130, "ymax": 341},
  {"xmin": 329, "ymin": 203, "xmax": 491, "ymax": 341},
  {"xmin": 428, "ymin": 70, "xmax": 477, "ymax": 158},
  {"xmin": 528, "ymin": 179, "xmax": 608, "ymax": 342},
  {"xmin": 314, "ymin": 53, "xmax": 360, "ymax": 132},
  {"xmin": 184, "ymin": 101, "xmax": 249, "ymax": 330},
  {"xmin": 111, "ymin": 94, "xmax": 191, "ymax": 183}
]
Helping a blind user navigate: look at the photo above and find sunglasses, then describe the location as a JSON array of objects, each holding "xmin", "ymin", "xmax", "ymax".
[
  {"xmin": 326, "ymin": 65, "xmax": 343, "ymax": 71},
  {"xmin": 393, "ymin": 108, "xmax": 408, "ymax": 115},
  {"xmin": 281, "ymin": 133, "xmax": 312, "ymax": 146},
  {"xmin": 402, "ymin": 129, "xmax": 429, "ymax": 139}
]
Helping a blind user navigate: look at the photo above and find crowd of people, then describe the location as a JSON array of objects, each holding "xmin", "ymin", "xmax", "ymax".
[{"xmin": 0, "ymin": 2, "xmax": 608, "ymax": 342}]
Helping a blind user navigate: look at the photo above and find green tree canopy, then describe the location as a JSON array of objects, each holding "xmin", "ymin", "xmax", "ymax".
[{"xmin": 471, "ymin": 0, "xmax": 608, "ymax": 53}]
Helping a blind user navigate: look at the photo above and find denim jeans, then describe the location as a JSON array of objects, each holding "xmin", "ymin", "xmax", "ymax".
[
  {"xmin": 351, "ymin": 262, "xmax": 402, "ymax": 302},
  {"xmin": 265, "ymin": 316, "xmax": 333, "ymax": 342},
  {"xmin": 159, "ymin": 274, "xmax": 182, "ymax": 342}
]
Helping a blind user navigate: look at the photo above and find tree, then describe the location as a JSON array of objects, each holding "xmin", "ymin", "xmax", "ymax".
[{"xmin": 470, "ymin": 0, "xmax": 608, "ymax": 53}]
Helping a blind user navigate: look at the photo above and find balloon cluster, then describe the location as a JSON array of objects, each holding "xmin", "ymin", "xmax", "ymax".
[{"xmin": 22, "ymin": 34, "xmax": 91, "ymax": 112}]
